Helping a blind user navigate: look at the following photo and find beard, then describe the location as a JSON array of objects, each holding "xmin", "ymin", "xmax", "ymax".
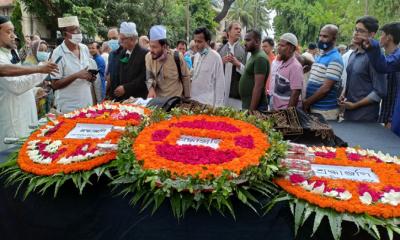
[
  {"xmin": 5, "ymin": 41, "xmax": 17, "ymax": 50},
  {"xmin": 151, "ymin": 51, "xmax": 163, "ymax": 60}
]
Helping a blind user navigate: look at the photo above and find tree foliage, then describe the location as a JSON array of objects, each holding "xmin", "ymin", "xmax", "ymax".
[
  {"xmin": 227, "ymin": 0, "xmax": 270, "ymax": 33},
  {"xmin": 19, "ymin": 0, "xmax": 217, "ymax": 45},
  {"xmin": 20, "ymin": 0, "xmax": 104, "ymax": 38},
  {"xmin": 18, "ymin": 0, "xmax": 399, "ymax": 47},
  {"xmin": 11, "ymin": 0, "xmax": 24, "ymax": 44},
  {"xmin": 269, "ymin": 0, "xmax": 400, "ymax": 46},
  {"xmin": 101, "ymin": 0, "xmax": 217, "ymax": 44}
]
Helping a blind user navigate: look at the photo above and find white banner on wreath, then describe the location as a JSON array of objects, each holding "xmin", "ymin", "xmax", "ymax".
[
  {"xmin": 176, "ymin": 135, "xmax": 220, "ymax": 149},
  {"xmin": 311, "ymin": 164, "xmax": 380, "ymax": 183},
  {"xmin": 65, "ymin": 123, "xmax": 113, "ymax": 139}
]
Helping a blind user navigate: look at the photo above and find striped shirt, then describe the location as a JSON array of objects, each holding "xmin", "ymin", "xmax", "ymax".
[{"xmin": 306, "ymin": 48, "xmax": 344, "ymax": 110}]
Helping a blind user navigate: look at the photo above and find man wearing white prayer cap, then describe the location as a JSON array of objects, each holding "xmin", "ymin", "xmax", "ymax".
[
  {"xmin": 50, "ymin": 16, "xmax": 98, "ymax": 113},
  {"xmin": 112, "ymin": 21, "xmax": 148, "ymax": 101},
  {"xmin": 146, "ymin": 25, "xmax": 190, "ymax": 98},
  {"xmin": 0, "ymin": 15, "xmax": 58, "ymax": 151}
]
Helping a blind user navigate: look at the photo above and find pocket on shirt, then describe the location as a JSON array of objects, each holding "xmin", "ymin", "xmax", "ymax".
[{"xmin": 275, "ymin": 76, "xmax": 291, "ymax": 97}]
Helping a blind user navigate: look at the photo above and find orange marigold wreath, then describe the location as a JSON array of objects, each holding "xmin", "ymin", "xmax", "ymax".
[
  {"xmin": 17, "ymin": 103, "xmax": 150, "ymax": 176},
  {"xmin": 133, "ymin": 115, "xmax": 270, "ymax": 179},
  {"xmin": 275, "ymin": 147, "xmax": 400, "ymax": 218}
]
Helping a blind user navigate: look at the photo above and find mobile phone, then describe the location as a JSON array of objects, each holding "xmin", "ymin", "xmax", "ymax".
[
  {"xmin": 55, "ymin": 56, "xmax": 62, "ymax": 64},
  {"xmin": 88, "ymin": 69, "xmax": 99, "ymax": 75},
  {"xmin": 45, "ymin": 56, "xmax": 63, "ymax": 81},
  {"xmin": 48, "ymin": 50, "xmax": 54, "ymax": 61}
]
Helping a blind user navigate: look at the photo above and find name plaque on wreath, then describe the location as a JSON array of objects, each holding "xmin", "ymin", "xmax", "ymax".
[
  {"xmin": 176, "ymin": 135, "xmax": 221, "ymax": 149},
  {"xmin": 65, "ymin": 123, "xmax": 113, "ymax": 139},
  {"xmin": 311, "ymin": 164, "xmax": 380, "ymax": 183}
]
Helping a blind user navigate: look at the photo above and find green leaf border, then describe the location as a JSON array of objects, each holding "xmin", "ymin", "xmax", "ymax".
[
  {"xmin": 0, "ymin": 142, "xmax": 120, "ymax": 199},
  {"xmin": 267, "ymin": 193, "xmax": 400, "ymax": 240},
  {"xmin": 112, "ymin": 107, "xmax": 287, "ymax": 219}
]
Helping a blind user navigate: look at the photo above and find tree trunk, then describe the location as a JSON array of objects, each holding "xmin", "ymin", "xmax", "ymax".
[
  {"xmin": 186, "ymin": 0, "xmax": 190, "ymax": 42},
  {"xmin": 213, "ymin": 0, "xmax": 235, "ymax": 23}
]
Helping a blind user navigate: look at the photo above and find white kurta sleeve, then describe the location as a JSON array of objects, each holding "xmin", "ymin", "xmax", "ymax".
[
  {"xmin": 214, "ymin": 54, "xmax": 226, "ymax": 107},
  {"xmin": 0, "ymin": 73, "xmax": 45, "ymax": 95}
]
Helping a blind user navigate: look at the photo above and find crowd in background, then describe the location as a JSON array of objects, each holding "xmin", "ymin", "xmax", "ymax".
[{"xmin": 0, "ymin": 14, "xmax": 399, "ymax": 152}]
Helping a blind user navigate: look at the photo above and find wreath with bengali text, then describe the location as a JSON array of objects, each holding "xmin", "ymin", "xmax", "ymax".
[
  {"xmin": 0, "ymin": 102, "xmax": 150, "ymax": 197},
  {"xmin": 113, "ymin": 107, "xmax": 286, "ymax": 219},
  {"xmin": 271, "ymin": 146, "xmax": 400, "ymax": 240}
]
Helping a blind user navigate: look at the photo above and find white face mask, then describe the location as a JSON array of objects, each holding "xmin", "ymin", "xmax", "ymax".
[
  {"xmin": 69, "ymin": 33, "xmax": 83, "ymax": 45},
  {"xmin": 36, "ymin": 51, "xmax": 49, "ymax": 62}
]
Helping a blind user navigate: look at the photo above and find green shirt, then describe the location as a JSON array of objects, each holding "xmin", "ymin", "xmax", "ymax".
[{"xmin": 239, "ymin": 50, "xmax": 269, "ymax": 109}]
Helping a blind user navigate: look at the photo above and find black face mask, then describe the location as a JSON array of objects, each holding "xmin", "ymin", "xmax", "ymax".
[{"xmin": 318, "ymin": 40, "xmax": 333, "ymax": 51}]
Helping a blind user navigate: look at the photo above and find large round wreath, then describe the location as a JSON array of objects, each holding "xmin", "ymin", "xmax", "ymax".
[
  {"xmin": 0, "ymin": 102, "xmax": 150, "ymax": 197},
  {"xmin": 113, "ymin": 107, "xmax": 286, "ymax": 219},
  {"xmin": 271, "ymin": 146, "xmax": 400, "ymax": 240}
]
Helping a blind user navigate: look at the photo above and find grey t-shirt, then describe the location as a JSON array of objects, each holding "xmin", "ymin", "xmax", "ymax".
[{"xmin": 344, "ymin": 49, "xmax": 387, "ymax": 121}]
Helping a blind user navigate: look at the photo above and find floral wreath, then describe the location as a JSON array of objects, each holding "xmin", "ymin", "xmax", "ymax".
[
  {"xmin": 1, "ymin": 102, "xmax": 150, "ymax": 197},
  {"xmin": 113, "ymin": 107, "xmax": 286, "ymax": 219},
  {"xmin": 134, "ymin": 115, "xmax": 269, "ymax": 179},
  {"xmin": 271, "ymin": 146, "xmax": 400, "ymax": 240}
]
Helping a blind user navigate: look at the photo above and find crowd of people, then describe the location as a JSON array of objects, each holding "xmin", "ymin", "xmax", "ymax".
[{"xmin": 0, "ymin": 14, "xmax": 399, "ymax": 151}]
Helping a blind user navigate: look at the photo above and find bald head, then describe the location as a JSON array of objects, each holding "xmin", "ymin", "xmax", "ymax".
[
  {"xmin": 321, "ymin": 24, "xmax": 339, "ymax": 40},
  {"xmin": 318, "ymin": 24, "xmax": 338, "ymax": 51},
  {"xmin": 107, "ymin": 28, "xmax": 119, "ymax": 40}
]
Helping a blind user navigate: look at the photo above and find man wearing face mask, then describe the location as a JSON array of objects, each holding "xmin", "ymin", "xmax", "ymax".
[
  {"xmin": 107, "ymin": 27, "xmax": 120, "ymax": 52},
  {"xmin": 303, "ymin": 24, "xmax": 344, "ymax": 120},
  {"xmin": 113, "ymin": 22, "xmax": 148, "ymax": 101},
  {"xmin": 271, "ymin": 33, "xmax": 304, "ymax": 110},
  {"xmin": 105, "ymin": 27, "xmax": 121, "ymax": 98},
  {"xmin": 50, "ymin": 16, "xmax": 97, "ymax": 113},
  {"xmin": 145, "ymin": 25, "xmax": 190, "ymax": 98},
  {"xmin": 339, "ymin": 16, "xmax": 386, "ymax": 122}
]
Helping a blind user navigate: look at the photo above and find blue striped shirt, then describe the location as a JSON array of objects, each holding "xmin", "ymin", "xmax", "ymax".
[{"xmin": 306, "ymin": 48, "xmax": 344, "ymax": 110}]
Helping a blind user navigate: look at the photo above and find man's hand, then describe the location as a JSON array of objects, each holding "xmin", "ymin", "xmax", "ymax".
[
  {"xmin": 37, "ymin": 62, "xmax": 59, "ymax": 74},
  {"xmin": 360, "ymin": 36, "xmax": 373, "ymax": 50},
  {"xmin": 231, "ymin": 56, "xmax": 242, "ymax": 68},
  {"xmin": 223, "ymin": 54, "xmax": 241, "ymax": 68},
  {"xmin": 114, "ymin": 85, "xmax": 125, "ymax": 97},
  {"xmin": 343, "ymin": 101, "xmax": 357, "ymax": 110},
  {"xmin": 75, "ymin": 68, "xmax": 94, "ymax": 81},
  {"xmin": 302, "ymin": 99, "xmax": 311, "ymax": 112},
  {"xmin": 222, "ymin": 55, "xmax": 232, "ymax": 64},
  {"xmin": 147, "ymin": 87, "xmax": 157, "ymax": 98}
]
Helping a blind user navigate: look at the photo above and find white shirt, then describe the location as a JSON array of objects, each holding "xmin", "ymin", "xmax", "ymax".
[
  {"xmin": 0, "ymin": 47, "xmax": 46, "ymax": 151},
  {"xmin": 89, "ymin": 58, "xmax": 103, "ymax": 103},
  {"xmin": 101, "ymin": 52, "xmax": 109, "ymax": 67},
  {"xmin": 223, "ymin": 41, "xmax": 242, "ymax": 109},
  {"xmin": 191, "ymin": 48, "xmax": 225, "ymax": 107},
  {"xmin": 341, "ymin": 49, "xmax": 353, "ymax": 89},
  {"xmin": 302, "ymin": 52, "xmax": 315, "ymax": 62},
  {"xmin": 51, "ymin": 42, "xmax": 95, "ymax": 113}
]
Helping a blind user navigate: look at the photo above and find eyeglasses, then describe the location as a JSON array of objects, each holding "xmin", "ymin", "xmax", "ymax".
[{"xmin": 353, "ymin": 28, "xmax": 368, "ymax": 34}]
